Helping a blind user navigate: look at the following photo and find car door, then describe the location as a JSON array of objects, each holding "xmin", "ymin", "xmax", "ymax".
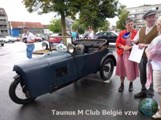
[{"xmin": 45, "ymin": 51, "xmax": 77, "ymax": 86}]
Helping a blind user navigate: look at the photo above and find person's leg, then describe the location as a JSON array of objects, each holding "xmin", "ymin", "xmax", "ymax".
[
  {"xmin": 152, "ymin": 70, "xmax": 161, "ymax": 119},
  {"xmin": 153, "ymin": 70, "xmax": 161, "ymax": 111},
  {"xmin": 129, "ymin": 81, "xmax": 133, "ymax": 92},
  {"xmin": 31, "ymin": 44, "xmax": 35, "ymax": 58},
  {"xmin": 26, "ymin": 45, "xmax": 30, "ymax": 59},
  {"xmin": 140, "ymin": 58, "xmax": 147, "ymax": 92},
  {"xmin": 30, "ymin": 44, "xmax": 35, "ymax": 58},
  {"xmin": 159, "ymin": 93, "xmax": 161, "ymax": 114},
  {"xmin": 152, "ymin": 93, "xmax": 161, "ymax": 119},
  {"xmin": 115, "ymin": 55, "xmax": 126, "ymax": 92},
  {"xmin": 118, "ymin": 77, "xmax": 125, "ymax": 92},
  {"xmin": 134, "ymin": 58, "xmax": 147, "ymax": 98},
  {"xmin": 27, "ymin": 44, "xmax": 35, "ymax": 59},
  {"xmin": 147, "ymin": 82, "xmax": 154, "ymax": 97},
  {"xmin": 28, "ymin": 45, "xmax": 32, "ymax": 59}
]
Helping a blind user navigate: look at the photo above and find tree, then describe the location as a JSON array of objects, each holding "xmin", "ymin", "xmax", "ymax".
[
  {"xmin": 98, "ymin": 20, "xmax": 110, "ymax": 31},
  {"xmin": 79, "ymin": 0, "xmax": 118, "ymax": 33},
  {"xmin": 22, "ymin": 0, "xmax": 87, "ymax": 44},
  {"xmin": 72, "ymin": 20, "xmax": 85, "ymax": 34},
  {"xmin": 23, "ymin": 0, "xmax": 118, "ymax": 43},
  {"xmin": 116, "ymin": 5, "xmax": 129, "ymax": 30},
  {"xmin": 48, "ymin": 19, "xmax": 61, "ymax": 33}
]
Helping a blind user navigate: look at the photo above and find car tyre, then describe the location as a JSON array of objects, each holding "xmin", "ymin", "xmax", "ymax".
[
  {"xmin": 9, "ymin": 75, "xmax": 36, "ymax": 104},
  {"xmin": 100, "ymin": 58, "xmax": 114, "ymax": 81},
  {"xmin": 42, "ymin": 42, "xmax": 48, "ymax": 50}
]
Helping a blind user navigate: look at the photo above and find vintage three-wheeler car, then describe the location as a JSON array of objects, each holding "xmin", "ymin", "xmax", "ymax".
[{"xmin": 9, "ymin": 39, "xmax": 116, "ymax": 104}]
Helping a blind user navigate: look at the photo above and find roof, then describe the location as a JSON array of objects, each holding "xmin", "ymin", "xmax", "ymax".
[
  {"xmin": 0, "ymin": 7, "xmax": 7, "ymax": 16},
  {"xmin": 9, "ymin": 21, "xmax": 44, "ymax": 29},
  {"xmin": 43, "ymin": 24, "xmax": 49, "ymax": 29}
]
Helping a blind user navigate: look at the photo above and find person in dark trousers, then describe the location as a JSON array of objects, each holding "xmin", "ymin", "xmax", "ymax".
[{"xmin": 133, "ymin": 10, "xmax": 158, "ymax": 98}]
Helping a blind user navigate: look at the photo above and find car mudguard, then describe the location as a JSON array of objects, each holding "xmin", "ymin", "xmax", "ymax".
[{"xmin": 100, "ymin": 49, "xmax": 116, "ymax": 68}]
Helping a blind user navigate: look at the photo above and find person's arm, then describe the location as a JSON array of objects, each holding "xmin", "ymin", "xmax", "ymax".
[
  {"xmin": 133, "ymin": 29, "xmax": 140, "ymax": 44},
  {"xmin": 138, "ymin": 43, "xmax": 149, "ymax": 48},
  {"xmin": 116, "ymin": 32, "xmax": 124, "ymax": 48},
  {"xmin": 21, "ymin": 34, "xmax": 24, "ymax": 42},
  {"xmin": 116, "ymin": 31, "xmax": 129, "ymax": 50},
  {"xmin": 145, "ymin": 48, "xmax": 150, "ymax": 59},
  {"xmin": 132, "ymin": 28, "xmax": 149, "ymax": 49}
]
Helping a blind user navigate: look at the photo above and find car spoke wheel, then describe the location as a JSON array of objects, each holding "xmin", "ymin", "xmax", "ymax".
[
  {"xmin": 9, "ymin": 75, "xmax": 36, "ymax": 104},
  {"xmin": 42, "ymin": 42, "xmax": 48, "ymax": 50},
  {"xmin": 100, "ymin": 58, "xmax": 114, "ymax": 81}
]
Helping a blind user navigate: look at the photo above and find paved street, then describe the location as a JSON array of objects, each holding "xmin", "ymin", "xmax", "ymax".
[{"xmin": 0, "ymin": 42, "xmax": 159, "ymax": 120}]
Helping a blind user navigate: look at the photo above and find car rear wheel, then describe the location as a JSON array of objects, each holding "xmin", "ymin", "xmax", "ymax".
[
  {"xmin": 100, "ymin": 58, "xmax": 114, "ymax": 81},
  {"xmin": 9, "ymin": 75, "xmax": 36, "ymax": 104}
]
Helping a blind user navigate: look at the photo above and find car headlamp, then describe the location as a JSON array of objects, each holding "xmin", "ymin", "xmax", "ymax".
[{"xmin": 67, "ymin": 44, "xmax": 75, "ymax": 54}]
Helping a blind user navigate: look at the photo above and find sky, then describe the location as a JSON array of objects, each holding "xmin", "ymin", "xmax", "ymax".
[{"xmin": 0, "ymin": 0, "xmax": 161, "ymax": 25}]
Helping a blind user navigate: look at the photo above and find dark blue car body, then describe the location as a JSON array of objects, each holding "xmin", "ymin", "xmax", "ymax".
[{"xmin": 9, "ymin": 39, "xmax": 116, "ymax": 104}]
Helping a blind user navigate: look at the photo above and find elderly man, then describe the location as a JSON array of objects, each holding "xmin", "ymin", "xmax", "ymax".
[{"xmin": 133, "ymin": 10, "xmax": 158, "ymax": 98}]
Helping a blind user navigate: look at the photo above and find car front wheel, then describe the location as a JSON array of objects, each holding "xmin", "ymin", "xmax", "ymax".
[
  {"xmin": 9, "ymin": 75, "xmax": 36, "ymax": 104},
  {"xmin": 100, "ymin": 58, "xmax": 114, "ymax": 81}
]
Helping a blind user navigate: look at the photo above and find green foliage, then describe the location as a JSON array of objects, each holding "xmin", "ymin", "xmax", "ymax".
[
  {"xmin": 98, "ymin": 20, "xmax": 110, "ymax": 31},
  {"xmin": 116, "ymin": 6, "xmax": 129, "ymax": 30},
  {"xmin": 117, "ymin": 5, "xmax": 127, "ymax": 15},
  {"xmin": 72, "ymin": 20, "xmax": 79, "ymax": 31},
  {"xmin": 48, "ymin": 19, "xmax": 62, "ymax": 33},
  {"xmin": 79, "ymin": 0, "xmax": 118, "ymax": 32},
  {"xmin": 23, "ymin": 0, "xmax": 118, "ymax": 37},
  {"xmin": 72, "ymin": 20, "xmax": 85, "ymax": 34}
]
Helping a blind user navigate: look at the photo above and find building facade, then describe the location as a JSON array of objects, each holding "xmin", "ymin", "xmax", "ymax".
[
  {"xmin": 10, "ymin": 21, "xmax": 44, "ymax": 37},
  {"xmin": 0, "ymin": 8, "xmax": 9, "ymax": 36},
  {"xmin": 127, "ymin": 4, "xmax": 161, "ymax": 30}
]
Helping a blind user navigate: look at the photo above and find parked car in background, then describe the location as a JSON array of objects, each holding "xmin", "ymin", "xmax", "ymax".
[
  {"xmin": 4, "ymin": 36, "xmax": 17, "ymax": 43},
  {"xmin": 42, "ymin": 33, "xmax": 63, "ymax": 50},
  {"xmin": 96, "ymin": 31, "xmax": 118, "ymax": 43}
]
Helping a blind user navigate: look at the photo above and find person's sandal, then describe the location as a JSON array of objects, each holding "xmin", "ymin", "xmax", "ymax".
[{"xmin": 152, "ymin": 111, "xmax": 161, "ymax": 119}]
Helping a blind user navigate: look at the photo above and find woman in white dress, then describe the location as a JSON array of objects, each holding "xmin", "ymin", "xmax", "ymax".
[{"xmin": 146, "ymin": 16, "xmax": 161, "ymax": 119}]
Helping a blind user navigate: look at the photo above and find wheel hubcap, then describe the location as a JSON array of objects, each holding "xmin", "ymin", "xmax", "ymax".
[{"xmin": 103, "ymin": 63, "xmax": 111, "ymax": 75}]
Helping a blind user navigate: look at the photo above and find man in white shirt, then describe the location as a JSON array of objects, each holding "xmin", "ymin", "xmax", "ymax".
[
  {"xmin": 133, "ymin": 10, "xmax": 158, "ymax": 98},
  {"xmin": 22, "ymin": 26, "xmax": 35, "ymax": 59},
  {"xmin": 88, "ymin": 27, "xmax": 94, "ymax": 39}
]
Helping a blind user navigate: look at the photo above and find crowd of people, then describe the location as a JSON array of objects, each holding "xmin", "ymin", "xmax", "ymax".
[{"xmin": 115, "ymin": 9, "xmax": 161, "ymax": 119}]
